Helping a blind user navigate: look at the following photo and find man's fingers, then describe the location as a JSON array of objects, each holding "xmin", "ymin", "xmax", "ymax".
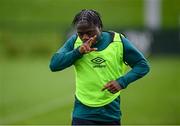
[
  {"xmin": 90, "ymin": 48, "xmax": 98, "ymax": 51},
  {"xmin": 80, "ymin": 35, "xmax": 98, "ymax": 54},
  {"xmin": 101, "ymin": 82, "xmax": 111, "ymax": 91},
  {"xmin": 101, "ymin": 84, "xmax": 108, "ymax": 91},
  {"xmin": 101, "ymin": 87, "xmax": 107, "ymax": 91},
  {"xmin": 87, "ymin": 35, "xmax": 97, "ymax": 46},
  {"xmin": 88, "ymin": 39, "xmax": 93, "ymax": 47},
  {"xmin": 102, "ymin": 85, "xmax": 115, "ymax": 92},
  {"xmin": 101, "ymin": 81, "xmax": 121, "ymax": 94},
  {"xmin": 84, "ymin": 44, "xmax": 91, "ymax": 51},
  {"xmin": 86, "ymin": 37, "xmax": 93, "ymax": 46}
]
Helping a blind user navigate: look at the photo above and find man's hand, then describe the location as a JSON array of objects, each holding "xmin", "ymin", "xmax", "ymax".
[
  {"xmin": 79, "ymin": 35, "xmax": 97, "ymax": 54},
  {"xmin": 101, "ymin": 80, "xmax": 122, "ymax": 94}
]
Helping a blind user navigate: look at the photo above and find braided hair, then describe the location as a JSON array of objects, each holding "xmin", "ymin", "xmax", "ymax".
[{"xmin": 72, "ymin": 9, "xmax": 103, "ymax": 29}]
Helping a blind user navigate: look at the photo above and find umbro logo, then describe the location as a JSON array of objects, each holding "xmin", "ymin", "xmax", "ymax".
[
  {"xmin": 91, "ymin": 57, "xmax": 106, "ymax": 64},
  {"xmin": 91, "ymin": 57, "xmax": 106, "ymax": 68}
]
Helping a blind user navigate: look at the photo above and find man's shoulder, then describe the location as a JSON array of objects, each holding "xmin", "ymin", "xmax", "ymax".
[
  {"xmin": 68, "ymin": 34, "xmax": 78, "ymax": 42},
  {"xmin": 103, "ymin": 31, "xmax": 125, "ymax": 39},
  {"xmin": 103, "ymin": 31, "xmax": 126, "ymax": 43},
  {"xmin": 62, "ymin": 34, "xmax": 78, "ymax": 49}
]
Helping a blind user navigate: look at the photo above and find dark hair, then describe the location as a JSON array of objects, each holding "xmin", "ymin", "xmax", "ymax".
[{"xmin": 72, "ymin": 9, "xmax": 103, "ymax": 28}]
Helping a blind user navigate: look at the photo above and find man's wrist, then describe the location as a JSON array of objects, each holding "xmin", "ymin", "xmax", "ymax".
[
  {"xmin": 78, "ymin": 46, "xmax": 84, "ymax": 54},
  {"xmin": 116, "ymin": 77, "xmax": 128, "ymax": 89},
  {"xmin": 74, "ymin": 47, "xmax": 83, "ymax": 58}
]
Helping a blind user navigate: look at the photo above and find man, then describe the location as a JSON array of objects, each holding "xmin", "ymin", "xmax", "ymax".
[{"xmin": 49, "ymin": 9, "xmax": 150, "ymax": 125}]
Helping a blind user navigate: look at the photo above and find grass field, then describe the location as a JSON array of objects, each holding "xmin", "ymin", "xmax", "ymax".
[{"xmin": 0, "ymin": 56, "xmax": 180, "ymax": 125}]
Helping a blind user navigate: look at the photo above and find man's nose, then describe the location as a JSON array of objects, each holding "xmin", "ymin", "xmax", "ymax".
[{"xmin": 82, "ymin": 34, "xmax": 89, "ymax": 40}]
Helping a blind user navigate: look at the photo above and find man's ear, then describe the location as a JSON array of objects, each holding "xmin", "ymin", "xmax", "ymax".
[{"xmin": 99, "ymin": 27, "xmax": 102, "ymax": 31}]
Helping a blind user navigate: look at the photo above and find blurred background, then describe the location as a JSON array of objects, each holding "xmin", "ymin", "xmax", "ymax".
[{"xmin": 0, "ymin": 0, "xmax": 179, "ymax": 125}]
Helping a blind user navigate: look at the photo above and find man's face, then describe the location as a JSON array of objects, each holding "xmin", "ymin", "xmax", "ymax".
[{"xmin": 76, "ymin": 22, "xmax": 101, "ymax": 43}]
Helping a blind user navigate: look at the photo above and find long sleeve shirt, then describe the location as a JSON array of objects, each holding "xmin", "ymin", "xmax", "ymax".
[{"xmin": 49, "ymin": 31, "xmax": 150, "ymax": 121}]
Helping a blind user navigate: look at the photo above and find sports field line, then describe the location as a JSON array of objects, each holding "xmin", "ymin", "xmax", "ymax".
[{"xmin": 0, "ymin": 96, "xmax": 73, "ymax": 124}]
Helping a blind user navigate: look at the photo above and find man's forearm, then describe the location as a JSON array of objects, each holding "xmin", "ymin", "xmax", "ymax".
[
  {"xmin": 116, "ymin": 59, "xmax": 150, "ymax": 89},
  {"xmin": 49, "ymin": 48, "xmax": 82, "ymax": 72}
]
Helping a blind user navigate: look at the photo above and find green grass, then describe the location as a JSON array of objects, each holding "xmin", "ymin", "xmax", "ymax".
[
  {"xmin": 121, "ymin": 56, "xmax": 180, "ymax": 124},
  {"xmin": 0, "ymin": 58, "xmax": 75, "ymax": 124},
  {"xmin": 0, "ymin": 31, "xmax": 62, "ymax": 57},
  {"xmin": 0, "ymin": 56, "xmax": 180, "ymax": 124}
]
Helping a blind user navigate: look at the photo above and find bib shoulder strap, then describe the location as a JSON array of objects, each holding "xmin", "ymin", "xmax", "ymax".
[{"xmin": 113, "ymin": 32, "xmax": 125, "ymax": 42}]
